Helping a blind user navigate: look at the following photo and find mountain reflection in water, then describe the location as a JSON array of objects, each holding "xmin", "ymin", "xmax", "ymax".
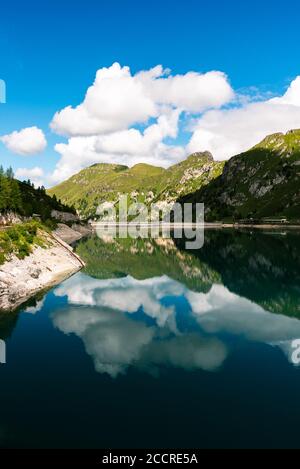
[
  {"xmin": 50, "ymin": 230, "xmax": 300, "ymax": 377},
  {"xmin": 1, "ymin": 229, "xmax": 300, "ymax": 449}
]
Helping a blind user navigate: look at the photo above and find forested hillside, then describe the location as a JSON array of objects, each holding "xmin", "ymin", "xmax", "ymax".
[{"xmin": 0, "ymin": 166, "xmax": 76, "ymax": 220}]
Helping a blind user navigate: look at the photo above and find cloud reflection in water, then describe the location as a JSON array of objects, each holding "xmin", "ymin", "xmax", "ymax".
[{"xmin": 52, "ymin": 273, "xmax": 300, "ymax": 377}]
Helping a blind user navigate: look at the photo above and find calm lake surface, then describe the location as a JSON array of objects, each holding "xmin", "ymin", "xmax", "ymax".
[{"xmin": 1, "ymin": 229, "xmax": 300, "ymax": 448}]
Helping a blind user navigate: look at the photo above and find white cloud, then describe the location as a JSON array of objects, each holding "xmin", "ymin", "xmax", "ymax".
[
  {"xmin": 271, "ymin": 76, "xmax": 300, "ymax": 106},
  {"xmin": 35, "ymin": 66, "xmax": 300, "ymax": 184},
  {"xmin": 51, "ymin": 63, "xmax": 157, "ymax": 136},
  {"xmin": 144, "ymin": 68, "xmax": 234, "ymax": 112},
  {"xmin": 51, "ymin": 62, "xmax": 234, "ymax": 137},
  {"xmin": 188, "ymin": 76, "xmax": 300, "ymax": 160},
  {"xmin": 4, "ymin": 67, "xmax": 300, "ymax": 187},
  {"xmin": 15, "ymin": 166, "xmax": 45, "ymax": 187},
  {"xmin": 47, "ymin": 63, "xmax": 234, "ymax": 184},
  {"xmin": 0, "ymin": 126, "xmax": 47, "ymax": 156},
  {"xmin": 94, "ymin": 109, "xmax": 180, "ymax": 155},
  {"xmin": 50, "ymin": 109, "xmax": 185, "ymax": 183}
]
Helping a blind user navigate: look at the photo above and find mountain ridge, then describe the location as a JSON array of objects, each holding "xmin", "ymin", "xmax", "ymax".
[
  {"xmin": 48, "ymin": 129, "xmax": 300, "ymax": 221},
  {"xmin": 48, "ymin": 151, "xmax": 224, "ymax": 217}
]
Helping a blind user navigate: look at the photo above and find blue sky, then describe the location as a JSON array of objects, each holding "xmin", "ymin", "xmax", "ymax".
[{"xmin": 1, "ymin": 0, "xmax": 300, "ymax": 186}]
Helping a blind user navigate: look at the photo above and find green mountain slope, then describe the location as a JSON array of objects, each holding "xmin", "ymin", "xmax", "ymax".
[
  {"xmin": 48, "ymin": 152, "xmax": 224, "ymax": 217},
  {"xmin": 49, "ymin": 129, "xmax": 300, "ymax": 221},
  {"xmin": 180, "ymin": 130, "xmax": 300, "ymax": 221}
]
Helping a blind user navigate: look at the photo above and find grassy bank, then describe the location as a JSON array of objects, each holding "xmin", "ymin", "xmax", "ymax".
[{"xmin": 0, "ymin": 221, "xmax": 50, "ymax": 265}]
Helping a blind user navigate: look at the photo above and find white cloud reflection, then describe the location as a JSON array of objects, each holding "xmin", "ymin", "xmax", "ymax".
[{"xmin": 52, "ymin": 273, "xmax": 300, "ymax": 377}]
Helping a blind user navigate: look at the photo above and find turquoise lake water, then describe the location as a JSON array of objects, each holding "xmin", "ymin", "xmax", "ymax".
[{"xmin": 1, "ymin": 229, "xmax": 300, "ymax": 448}]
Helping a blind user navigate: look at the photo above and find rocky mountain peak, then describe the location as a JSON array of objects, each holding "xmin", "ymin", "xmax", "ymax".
[{"xmin": 186, "ymin": 151, "xmax": 214, "ymax": 163}]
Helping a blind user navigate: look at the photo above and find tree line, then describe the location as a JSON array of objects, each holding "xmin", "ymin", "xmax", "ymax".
[
  {"xmin": 0, "ymin": 166, "xmax": 22, "ymax": 212},
  {"xmin": 0, "ymin": 166, "xmax": 76, "ymax": 219}
]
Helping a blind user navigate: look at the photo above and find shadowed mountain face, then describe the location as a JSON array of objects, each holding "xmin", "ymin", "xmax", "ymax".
[
  {"xmin": 48, "ymin": 152, "xmax": 224, "ymax": 217},
  {"xmin": 180, "ymin": 130, "xmax": 300, "ymax": 221}
]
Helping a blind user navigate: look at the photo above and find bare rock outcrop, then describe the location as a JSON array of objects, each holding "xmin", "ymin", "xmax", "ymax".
[
  {"xmin": 51, "ymin": 210, "xmax": 79, "ymax": 223},
  {"xmin": 0, "ymin": 212, "xmax": 23, "ymax": 226},
  {"xmin": 53, "ymin": 223, "xmax": 92, "ymax": 244}
]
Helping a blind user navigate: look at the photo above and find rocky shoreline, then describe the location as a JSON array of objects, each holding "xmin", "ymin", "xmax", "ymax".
[{"xmin": 0, "ymin": 228, "xmax": 85, "ymax": 312}]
